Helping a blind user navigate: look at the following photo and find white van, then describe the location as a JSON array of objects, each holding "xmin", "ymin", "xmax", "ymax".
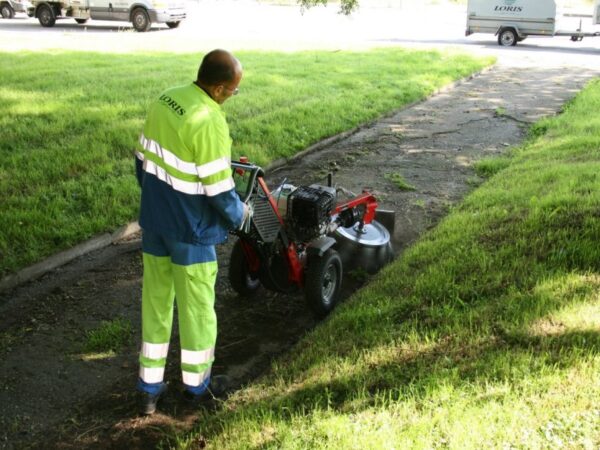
[
  {"xmin": 466, "ymin": 0, "xmax": 600, "ymax": 46},
  {"xmin": 27, "ymin": 0, "xmax": 185, "ymax": 31},
  {"xmin": 1, "ymin": 0, "xmax": 32, "ymax": 18}
]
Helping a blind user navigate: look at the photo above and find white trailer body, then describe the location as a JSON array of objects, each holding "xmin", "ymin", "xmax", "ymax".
[{"xmin": 466, "ymin": 0, "xmax": 600, "ymax": 46}]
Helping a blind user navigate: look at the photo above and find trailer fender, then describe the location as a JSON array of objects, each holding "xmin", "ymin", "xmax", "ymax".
[{"xmin": 494, "ymin": 25, "xmax": 523, "ymax": 38}]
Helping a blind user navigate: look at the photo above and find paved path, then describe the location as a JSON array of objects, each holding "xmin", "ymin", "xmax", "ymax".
[{"xmin": 277, "ymin": 63, "xmax": 599, "ymax": 253}]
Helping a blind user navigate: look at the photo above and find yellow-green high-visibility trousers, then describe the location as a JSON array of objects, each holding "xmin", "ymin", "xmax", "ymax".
[{"xmin": 139, "ymin": 252, "xmax": 218, "ymax": 390}]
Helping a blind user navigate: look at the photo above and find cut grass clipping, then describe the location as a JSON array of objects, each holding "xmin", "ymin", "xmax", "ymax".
[
  {"xmin": 170, "ymin": 80, "xmax": 600, "ymax": 448},
  {"xmin": 0, "ymin": 49, "xmax": 492, "ymax": 276},
  {"xmin": 385, "ymin": 172, "xmax": 416, "ymax": 191}
]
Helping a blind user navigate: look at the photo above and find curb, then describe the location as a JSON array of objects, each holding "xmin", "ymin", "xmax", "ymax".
[
  {"xmin": 0, "ymin": 222, "xmax": 140, "ymax": 294},
  {"xmin": 0, "ymin": 65, "xmax": 494, "ymax": 294}
]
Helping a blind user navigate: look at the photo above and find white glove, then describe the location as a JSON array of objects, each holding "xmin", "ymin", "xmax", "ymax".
[{"xmin": 239, "ymin": 203, "xmax": 253, "ymax": 232}]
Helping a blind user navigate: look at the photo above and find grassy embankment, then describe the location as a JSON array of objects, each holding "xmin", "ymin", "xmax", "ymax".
[
  {"xmin": 172, "ymin": 79, "xmax": 600, "ymax": 448},
  {"xmin": 0, "ymin": 49, "xmax": 490, "ymax": 276}
]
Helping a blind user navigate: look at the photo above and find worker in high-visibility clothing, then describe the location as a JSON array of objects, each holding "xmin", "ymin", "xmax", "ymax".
[{"xmin": 134, "ymin": 49, "xmax": 249, "ymax": 415}]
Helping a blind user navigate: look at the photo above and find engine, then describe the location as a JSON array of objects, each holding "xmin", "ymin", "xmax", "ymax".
[{"xmin": 286, "ymin": 184, "xmax": 336, "ymax": 242}]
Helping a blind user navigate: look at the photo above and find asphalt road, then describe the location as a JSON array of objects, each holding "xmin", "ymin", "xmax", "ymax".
[{"xmin": 2, "ymin": 0, "xmax": 600, "ymax": 72}]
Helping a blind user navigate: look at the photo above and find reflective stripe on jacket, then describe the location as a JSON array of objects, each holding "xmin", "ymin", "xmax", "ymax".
[{"xmin": 136, "ymin": 83, "xmax": 244, "ymax": 246}]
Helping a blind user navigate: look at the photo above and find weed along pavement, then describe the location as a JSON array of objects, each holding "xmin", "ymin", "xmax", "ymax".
[{"xmin": 2, "ymin": 2, "xmax": 600, "ymax": 448}]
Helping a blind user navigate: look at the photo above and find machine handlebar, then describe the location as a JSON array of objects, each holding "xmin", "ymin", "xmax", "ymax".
[{"xmin": 231, "ymin": 160, "xmax": 264, "ymax": 203}]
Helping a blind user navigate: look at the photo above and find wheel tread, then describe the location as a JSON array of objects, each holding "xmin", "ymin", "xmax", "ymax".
[{"xmin": 304, "ymin": 249, "xmax": 342, "ymax": 318}]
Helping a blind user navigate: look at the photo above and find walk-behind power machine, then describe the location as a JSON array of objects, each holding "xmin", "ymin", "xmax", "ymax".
[{"xmin": 228, "ymin": 159, "xmax": 394, "ymax": 318}]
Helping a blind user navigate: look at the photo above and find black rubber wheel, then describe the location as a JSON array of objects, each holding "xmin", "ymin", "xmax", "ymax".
[
  {"xmin": 304, "ymin": 249, "xmax": 343, "ymax": 318},
  {"xmin": 131, "ymin": 7, "xmax": 150, "ymax": 32},
  {"xmin": 498, "ymin": 28, "xmax": 517, "ymax": 46},
  {"xmin": 37, "ymin": 4, "xmax": 55, "ymax": 27},
  {"xmin": 75, "ymin": 18, "xmax": 88, "ymax": 24},
  {"xmin": 1, "ymin": 4, "xmax": 15, "ymax": 19},
  {"xmin": 229, "ymin": 240, "xmax": 261, "ymax": 298},
  {"xmin": 166, "ymin": 21, "xmax": 180, "ymax": 28}
]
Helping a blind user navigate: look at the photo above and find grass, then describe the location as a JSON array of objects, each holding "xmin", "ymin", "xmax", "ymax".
[
  {"xmin": 0, "ymin": 48, "xmax": 491, "ymax": 276},
  {"xmin": 168, "ymin": 79, "xmax": 600, "ymax": 448},
  {"xmin": 384, "ymin": 172, "xmax": 416, "ymax": 191},
  {"xmin": 82, "ymin": 317, "xmax": 132, "ymax": 354},
  {"xmin": 473, "ymin": 156, "xmax": 511, "ymax": 178}
]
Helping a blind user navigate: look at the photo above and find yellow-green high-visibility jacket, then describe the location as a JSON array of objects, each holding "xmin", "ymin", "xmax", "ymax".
[{"xmin": 135, "ymin": 83, "xmax": 244, "ymax": 253}]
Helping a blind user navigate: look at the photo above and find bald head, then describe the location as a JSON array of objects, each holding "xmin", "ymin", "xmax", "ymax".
[{"xmin": 197, "ymin": 49, "xmax": 242, "ymax": 87}]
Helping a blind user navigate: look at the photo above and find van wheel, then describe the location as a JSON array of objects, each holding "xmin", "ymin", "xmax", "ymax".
[
  {"xmin": 132, "ymin": 7, "xmax": 151, "ymax": 32},
  {"xmin": 498, "ymin": 28, "xmax": 517, "ymax": 46},
  {"xmin": 75, "ymin": 18, "xmax": 88, "ymax": 24},
  {"xmin": 166, "ymin": 21, "xmax": 180, "ymax": 28},
  {"xmin": 37, "ymin": 4, "xmax": 55, "ymax": 27},
  {"xmin": 1, "ymin": 3, "xmax": 15, "ymax": 19}
]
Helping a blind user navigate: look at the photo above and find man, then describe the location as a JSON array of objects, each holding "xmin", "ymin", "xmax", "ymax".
[{"xmin": 134, "ymin": 49, "xmax": 248, "ymax": 415}]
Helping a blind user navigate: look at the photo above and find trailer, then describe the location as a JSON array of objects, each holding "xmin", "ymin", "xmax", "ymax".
[{"xmin": 466, "ymin": 0, "xmax": 600, "ymax": 46}]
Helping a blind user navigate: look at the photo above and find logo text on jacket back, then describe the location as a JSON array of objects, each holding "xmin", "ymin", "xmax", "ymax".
[{"xmin": 159, "ymin": 94, "xmax": 186, "ymax": 116}]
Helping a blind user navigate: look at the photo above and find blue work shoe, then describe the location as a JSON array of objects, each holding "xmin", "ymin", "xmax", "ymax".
[
  {"xmin": 183, "ymin": 375, "xmax": 231, "ymax": 403},
  {"xmin": 137, "ymin": 380, "xmax": 168, "ymax": 415}
]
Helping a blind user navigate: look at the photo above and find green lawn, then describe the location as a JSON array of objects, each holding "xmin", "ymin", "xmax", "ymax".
[
  {"xmin": 172, "ymin": 79, "xmax": 600, "ymax": 448},
  {"xmin": 0, "ymin": 48, "xmax": 491, "ymax": 276}
]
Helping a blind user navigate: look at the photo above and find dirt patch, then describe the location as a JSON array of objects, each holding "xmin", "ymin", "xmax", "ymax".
[{"xmin": 0, "ymin": 65, "xmax": 597, "ymax": 449}]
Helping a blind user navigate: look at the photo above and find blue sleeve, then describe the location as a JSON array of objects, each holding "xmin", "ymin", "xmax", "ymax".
[{"xmin": 208, "ymin": 188, "xmax": 245, "ymax": 230}]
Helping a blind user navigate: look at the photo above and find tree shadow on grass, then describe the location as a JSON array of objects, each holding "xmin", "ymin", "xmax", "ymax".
[
  {"xmin": 200, "ymin": 325, "xmax": 600, "ymax": 450},
  {"xmin": 184, "ymin": 262, "xmax": 600, "ymax": 447}
]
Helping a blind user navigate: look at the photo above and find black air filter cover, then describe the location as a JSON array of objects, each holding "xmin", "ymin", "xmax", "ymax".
[{"xmin": 287, "ymin": 185, "xmax": 335, "ymax": 242}]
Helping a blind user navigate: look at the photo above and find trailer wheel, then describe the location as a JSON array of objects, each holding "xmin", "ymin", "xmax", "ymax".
[
  {"xmin": 498, "ymin": 28, "xmax": 518, "ymax": 46},
  {"xmin": 304, "ymin": 249, "xmax": 342, "ymax": 318},
  {"xmin": 1, "ymin": 3, "xmax": 15, "ymax": 19},
  {"xmin": 131, "ymin": 7, "xmax": 151, "ymax": 32},
  {"xmin": 75, "ymin": 18, "xmax": 88, "ymax": 24},
  {"xmin": 229, "ymin": 240, "xmax": 261, "ymax": 298},
  {"xmin": 166, "ymin": 21, "xmax": 180, "ymax": 28},
  {"xmin": 37, "ymin": 4, "xmax": 55, "ymax": 27}
]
